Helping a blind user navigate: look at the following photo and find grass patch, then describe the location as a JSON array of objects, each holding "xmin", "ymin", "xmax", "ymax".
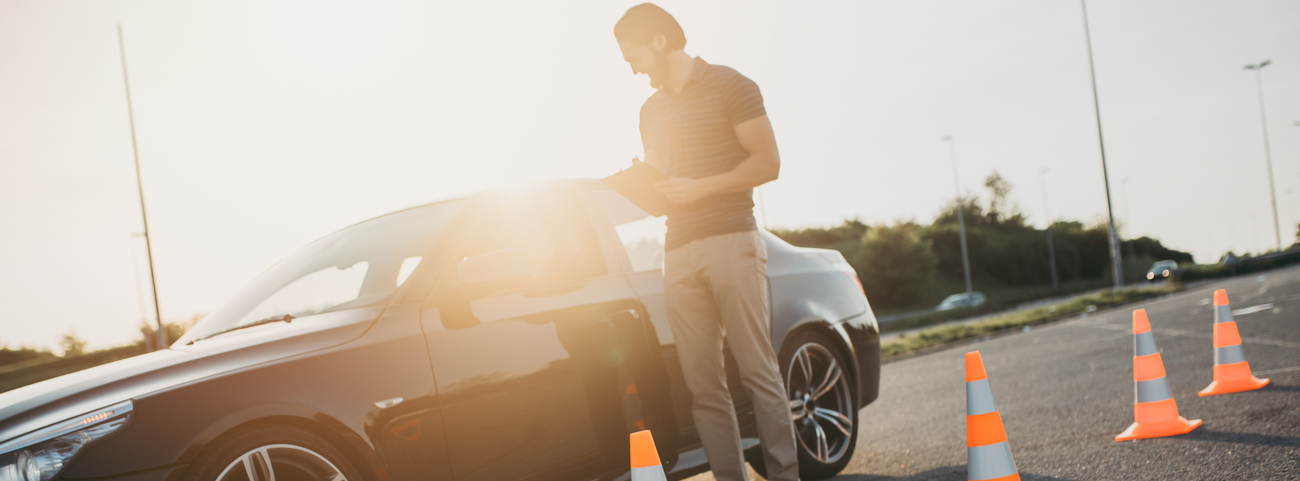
[
  {"xmin": 881, "ymin": 283, "xmax": 1182, "ymax": 359},
  {"xmin": 877, "ymin": 278, "xmax": 1115, "ymax": 333},
  {"xmin": 0, "ymin": 345, "xmax": 146, "ymax": 393}
]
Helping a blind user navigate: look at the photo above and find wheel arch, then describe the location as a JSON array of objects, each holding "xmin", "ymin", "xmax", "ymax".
[
  {"xmin": 176, "ymin": 405, "xmax": 382, "ymax": 481},
  {"xmin": 778, "ymin": 318, "xmax": 860, "ymax": 402}
]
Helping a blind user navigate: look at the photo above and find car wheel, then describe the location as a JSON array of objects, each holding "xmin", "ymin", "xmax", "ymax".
[
  {"xmin": 748, "ymin": 329, "xmax": 858, "ymax": 480},
  {"xmin": 183, "ymin": 424, "xmax": 363, "ymax": 481}
]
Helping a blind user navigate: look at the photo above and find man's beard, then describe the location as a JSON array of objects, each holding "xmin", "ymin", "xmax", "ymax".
[{"xmin": 645, "ymin": 51, "xmax": 670, "ymax": 90}]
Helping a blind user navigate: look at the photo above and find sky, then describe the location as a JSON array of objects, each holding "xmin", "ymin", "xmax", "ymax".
[{"xmin": 1, "ymin": 0, "xmax": 1298, "ymax": 351}]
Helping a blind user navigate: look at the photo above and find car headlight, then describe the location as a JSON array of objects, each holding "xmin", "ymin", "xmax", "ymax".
[
  {"xmin": 1147, "ymin": 272, "xmax": 1154, "ymax": 279},
  {"xmin": 1162, "ymin": 270, "xmax": 1170, "ymax": 277},
  {"xmin": 0, "ymin": 401, "xmax": 131, "ymax": 481}
]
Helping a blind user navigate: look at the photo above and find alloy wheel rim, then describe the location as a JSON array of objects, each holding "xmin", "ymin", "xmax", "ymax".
[
  {"xmin": 786, "ymin": 341, "xmax": 854, "ymax": 464},
  {"xmin": 215, "ymin": 444, "xmax": 347, "ymax": 481}
]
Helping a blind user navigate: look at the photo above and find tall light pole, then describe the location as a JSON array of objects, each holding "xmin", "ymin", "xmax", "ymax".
[
  {"xmin": 128, "ymin": 233, "xmax": 152, "ymax": 349},
  {"xmin": 1286, "ymin": 188, "xmax": 1295, "ymax": 245},
  {"xmin": 1245, "ymin": 60, "xmax": 1280, "ymax": 252},
  {"xmin": 1121, "ymin": 178, "xmax": 1138, "ymax": 281},
  {"xmin": 1040, "ymin": 169, "xmax": 1059, "ymax": 291},
  {"xmin": 119, "ymin": 24, "xmax": 167, "ymax": 351},
  {"xmin": 943, "ymin": 135, "xmax": 974, "ymax": 294},
  {"xmin": 1251, "ymin": 213, "xmax": 1260, "ymax": 254},
  {"xmin": 1079, "ymin": 0, "xmax": 1124, "ymax": 288}
]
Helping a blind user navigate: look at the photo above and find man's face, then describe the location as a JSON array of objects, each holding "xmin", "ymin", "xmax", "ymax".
[{"xmin": 619, "ymin": 41, "xmax": 668, "ymax": 89}]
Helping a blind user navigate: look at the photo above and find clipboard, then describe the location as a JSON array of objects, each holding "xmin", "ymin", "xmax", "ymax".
[{"xmin": 600, "ymin": 159, "xmax": 679, "ymax": 217}]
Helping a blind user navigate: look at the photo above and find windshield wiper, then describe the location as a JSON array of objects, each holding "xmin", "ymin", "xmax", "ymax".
[{"xmin": 187, "ymin": 314, "xmax": 295, "ymax": 345}]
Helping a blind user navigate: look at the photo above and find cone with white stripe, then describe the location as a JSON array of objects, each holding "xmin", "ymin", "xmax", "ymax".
[
  {"xmin": 1115, "ymin": 309, "xmax": 1201, "ymax": 441},
  {"xmin": 1199, "ymin": 289, "xmax": 1270, "ymax": 396},
  {"xmin": 965, "ymin": 351, "xmax": 1019, "ymax": 481},
  {"xmin": 629, "ymin": 430, "xmax": 667, "ymax": 481}
]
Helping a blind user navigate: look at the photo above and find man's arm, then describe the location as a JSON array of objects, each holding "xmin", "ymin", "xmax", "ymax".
[{"xmin": 653, "ymin": 115, "xmax": 780, "ymax": 204}]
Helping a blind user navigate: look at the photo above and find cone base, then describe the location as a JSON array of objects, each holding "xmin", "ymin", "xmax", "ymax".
[
  {"xmin": 1198, "ymin": 377, "xmax": 1269, "ymax": 396},
  {"xmin": 971, "ymin": 474, "xmax": 1021, "ymax": 481},
  {"xmin": 1114, "ymin": 417, "xmax": 1202, "ymax": 441}
]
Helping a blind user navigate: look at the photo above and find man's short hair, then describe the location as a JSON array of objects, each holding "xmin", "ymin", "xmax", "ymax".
[{"xmin": 614, "ymin": 3, "xmax": 686, "ymax": 50}]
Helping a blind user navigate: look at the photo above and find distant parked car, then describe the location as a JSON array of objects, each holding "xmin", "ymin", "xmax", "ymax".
[
  {"xmin": 1147, "ymin": 259, "xmax": 1181, "ymax": 281},
  {"xmin": 937, "ymin": 292, "xmax": 987, "ymax": 311}
]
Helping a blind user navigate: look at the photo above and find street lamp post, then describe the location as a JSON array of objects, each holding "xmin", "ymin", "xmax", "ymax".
[
  {"xmin": 1286, "ymin": 188, "xmax": 1295, "ymax": 245},
  {"xmin": 119, "ymin": 25, "xmax": 166, "ymax": 351},
  {"xmin": 1251, "ymin": 214, "xmax": 1260, "ymax": 254},
  {"xmin": 1121, "ymin": 178, "xmax": 1138, "ymax": 282},
  {"xmin": 1079, "ymin": 0, "xmax": 1125, "ymax": 288},
  {"xmin": 943, "ymin": 135, "xmax": 974, "ymax": 294},
  {"xmin": 1040, "ymin": 169, "xmax": 1059, "ymax": 291},
  {"xmin": 1245, "ymin": 60, "xmax": 1280, "ymax": 252}
]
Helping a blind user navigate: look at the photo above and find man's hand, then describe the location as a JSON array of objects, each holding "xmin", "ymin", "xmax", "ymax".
[{"xmin": 654, "ymin": 177, "xmax": 711, "ymax": 204}]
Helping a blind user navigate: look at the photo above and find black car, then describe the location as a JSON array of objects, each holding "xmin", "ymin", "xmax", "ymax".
[
  {"xmin": 0, "ymin": 180, "xmax": 881, "ymax": 481},
  {"xmin": 1145, "ymin": 260, "xmax": 1181, "ymax": 282}
]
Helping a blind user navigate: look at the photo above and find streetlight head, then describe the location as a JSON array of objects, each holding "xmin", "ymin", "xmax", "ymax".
[
  {"xmin": 942, "ymin": 135, "xmax": 952, "ymax": 141},
  {"xmin": 1245, "ymin": 64, "xmax": 1256, "ymax": 70},
  {"xmin": 1260, "ymin": 60, "xmax": 1271, "ymax": 68}
]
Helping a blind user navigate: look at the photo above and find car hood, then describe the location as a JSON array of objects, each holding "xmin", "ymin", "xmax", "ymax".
[{"xmin": 0, "ymin": 307, "xmax": 384, "ymax": 449}]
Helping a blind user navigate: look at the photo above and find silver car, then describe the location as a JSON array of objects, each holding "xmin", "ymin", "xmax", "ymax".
[{"xmin": 937, "ymin": 291, "xmax": 987, "ymax": 311}]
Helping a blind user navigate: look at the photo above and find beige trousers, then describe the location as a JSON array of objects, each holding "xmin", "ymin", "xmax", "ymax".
[{"xmin": 664, "ymin": 230, "xmax": 799, "ymax": 481}]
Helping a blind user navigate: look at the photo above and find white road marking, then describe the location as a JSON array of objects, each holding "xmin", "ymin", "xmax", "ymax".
[
  {"xmin": 1081, "ymin": 322, "xmax": 1300, "ymax": 349},
  {"xmin": 1160, "ymin": 327, "xmax": 1300, "ymax": 348},
  {"xmin": 1253, "ymin": 365, "xmax": 1300, "ymax": 376},
  {"xmin": 1232, "ymin": 303, "xmax": 1275, "ymax": 316}
]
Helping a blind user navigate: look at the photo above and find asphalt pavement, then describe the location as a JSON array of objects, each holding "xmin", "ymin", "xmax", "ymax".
[
  {"xmin": 684, "ymin": 268, "xmax": 1298, "ymax": 481},
  {"xmin": 837, "ymin": 266, "xmax": 1300, "ymax": 480}
]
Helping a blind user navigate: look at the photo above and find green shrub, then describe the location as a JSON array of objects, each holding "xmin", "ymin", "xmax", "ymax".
[{"xmin": 881, "ymin": 284, "xmax": 1180, "ymax": 359}]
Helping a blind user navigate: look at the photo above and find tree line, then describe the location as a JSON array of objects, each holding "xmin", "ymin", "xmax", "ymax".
[{"xmin": 772, "ymin": 172, "xmax": 1193, "ymax": 312}]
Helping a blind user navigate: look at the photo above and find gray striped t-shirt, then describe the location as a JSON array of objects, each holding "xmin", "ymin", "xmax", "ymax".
[{"xmin": 639, "ymin": 57, "xmax": 766, "ymax": 251}]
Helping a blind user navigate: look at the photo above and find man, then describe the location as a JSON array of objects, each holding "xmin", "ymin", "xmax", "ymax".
[{"xmin": 614, "ymin": 5, "xmax": 798, "ymax": 481}]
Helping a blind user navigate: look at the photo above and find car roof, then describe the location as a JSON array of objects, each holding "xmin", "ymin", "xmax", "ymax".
[
  {"xmin": 349, "ymin": 179, "xmax": 603, "ymax": 225},
  {"xmin": 307, "ymin": 179, "xmax": 603, "ymax": 243},
  {"xmin": 399, "ymin": 178, "xmax": 601, "ymax": 211}
]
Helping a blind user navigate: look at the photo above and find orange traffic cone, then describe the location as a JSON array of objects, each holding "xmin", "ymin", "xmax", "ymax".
[
  {"xmin": 1115, "ymin": 309, "xmax": 1201, "ymax": 441},
  {"xmin": 965, "ymin": 351, "xmax": 1020, "ymax": 481},
  {"xmin": 1199, "ymin": 289, "xmax": 1270, "ymax": 396},
  {"xmin": 630, "ymin": 430, "xmax": 667, "ymax": 481}
]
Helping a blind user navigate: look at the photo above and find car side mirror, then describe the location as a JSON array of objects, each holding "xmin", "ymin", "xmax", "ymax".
[{"xmin": 458, "ymin": 248, "xmax": 530, "ymax": 286}]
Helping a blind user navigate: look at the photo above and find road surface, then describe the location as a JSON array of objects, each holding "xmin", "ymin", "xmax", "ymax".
[{"xmin": 693, "ymin": 266, "xmax": 1300, "ymax": 480}]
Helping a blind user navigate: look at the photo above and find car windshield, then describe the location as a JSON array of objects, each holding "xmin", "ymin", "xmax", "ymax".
[
  {"xmin": 1151, "ymin": 261, "xmax": 1177, "ymax": 270},
  {"xmin": 180, "ymin": 200, "xmax": 466, "ymax": 344}
]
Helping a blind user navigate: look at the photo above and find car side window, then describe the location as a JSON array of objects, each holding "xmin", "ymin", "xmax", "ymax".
[
  {"xmin": 591, "ymin": 188, "xmax": 666, "ymax": 273},
  {"xmin": 458, "ymin": 189, "xmax": 607, "ymax": 294}
]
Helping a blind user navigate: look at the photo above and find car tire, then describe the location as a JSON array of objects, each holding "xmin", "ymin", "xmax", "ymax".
[
  {"xmin": 748, "ymin": 329, "xmax": 859, "ymax": 480},
  {"xmin": 182, "ymin": 424, "xmax": 364, "ymax": 481}
]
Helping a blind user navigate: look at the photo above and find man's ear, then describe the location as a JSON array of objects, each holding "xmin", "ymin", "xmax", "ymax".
[{"xmin": 650, "ymin": 34, "xmax": 668, "ymax": 53}]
